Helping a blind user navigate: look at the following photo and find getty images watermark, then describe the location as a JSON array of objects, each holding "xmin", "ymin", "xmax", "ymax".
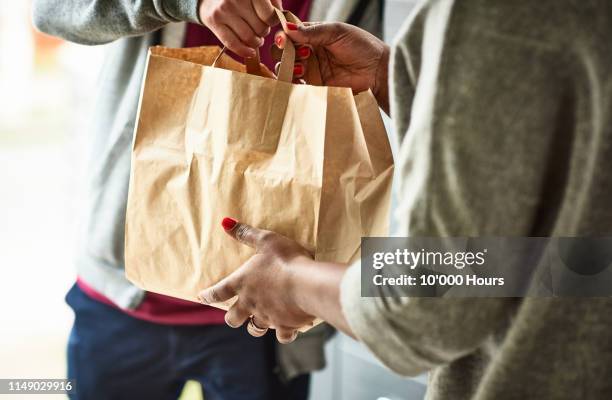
[{"xmin": 360, "ymin": 237, "xmax": 612, "ymax": 297}]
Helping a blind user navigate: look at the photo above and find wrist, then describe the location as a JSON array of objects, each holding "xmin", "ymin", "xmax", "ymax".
[
  {"xmin": 373, "ymin": 44, "xmax": 391, "ymax": 114},
  {"xmin": 284, "ymin": 255, "xmax": 319, "ymax": 317},
  {"xmin": 285, "ymin": 256, "xmax": 350, "ymax": 321}
]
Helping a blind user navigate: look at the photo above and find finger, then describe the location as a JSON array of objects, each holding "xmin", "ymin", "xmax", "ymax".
[
  {"xmin": 273, "ymin": 23, "xmax": 326, "ymax": 50},
  {"xmin": 224, "ymin": 302, "xmax": 250, "ymax": 328},
  {"xmin": 213, "ymin": 25, "xmax": 257, "ymax": 58},
  {"xmin": 293, "ymin": 63, "xmax": 304, "ymax": 79},
  {"xmin": 273, "ymin": 37, "xmax": 311, "ymax": 62},
  {"xmin": 252, "ymin": 0, "xmax": 278, "ymax": 25},
  {"xmin": 301, "ymin": 22, "xmax": 324, "ymax": 27},
  {"xmin": 247, "ymin": 316, "xmax": 269, "ymax": 337},
  {"xmin": 274, "ymin": 30, "xmax": 288, "ymax": 50},
  {"xmin": 275, "ymin": 328, "xmax": 298, "ymax": 344},
  {"xmin": 273, "ymin": 38, "xmax": 309, "ymax": 80},
  {"xmin": 275, "ymin": 61, "xmax": 305, "ymax": 81},
  {"xmin": 198, "ymin": 274, "xmax": 238, "ymax": 305},
  {"xmin": 271, "ymin": 43, "xmax": 282, "ymax": 63},
  {"xmin": 296, "ymin": 45, "xmax": 312, "ymax": 61},
  {"xmin": 221, "ymin": 217, "xmax": 270, "ymax": 250},
  {"xmin": 284, "ymin": 22, "xmax": 342, "ymax": 47},
  {"xmin": 241, "ymin": 0, "xmax": 270, "ymax": 37},
  {"xmin": 229, "ymin": 17, "xmax": 264, "ymax": 49},
  {"xmin": 259, "ymin": 63, "xmax": 276, "ymax": 79}
]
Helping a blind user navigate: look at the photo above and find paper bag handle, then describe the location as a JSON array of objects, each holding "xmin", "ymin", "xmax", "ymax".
[
  {"xmin": 212, "ymin": 46, "xmax": 262, "ymax": 76},
  {"xmin": 273, "ymin": 9, "xmax": 323, "ymax": 85}
]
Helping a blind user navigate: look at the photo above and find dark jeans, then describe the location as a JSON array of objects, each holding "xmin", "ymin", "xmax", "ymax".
[{"xmin": 66, "ymin": 284, "xmax": 309, "ymax": 400}]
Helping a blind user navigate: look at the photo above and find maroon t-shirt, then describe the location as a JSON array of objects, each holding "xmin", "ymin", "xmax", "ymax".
[
  {"xmin": 184, "ymin": 0, "xmax": 313, "ymax": 69},
  {"xmin": 77, "ymin": 1, "xmax": 312, "ymax": 325}
]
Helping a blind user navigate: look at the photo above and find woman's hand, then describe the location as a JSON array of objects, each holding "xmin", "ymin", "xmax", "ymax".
[
  {"xmin": 198, "ymin": 218, "xmax": 318, "ymax": 343},
  {"xmin": 199, "ymin": 0, "xmax": 282, "ymax": 58},
  {"xmin": 275, "ymin": 22, "xmax": 390, "ymax": 113},
  {"xmin": 198, "ymin": 218, "xmax": 354, "ymax": 343}
]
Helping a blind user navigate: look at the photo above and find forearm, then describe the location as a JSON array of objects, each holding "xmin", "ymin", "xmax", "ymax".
[
  {"xmin": 289, "ymin": 257, "xmax": 355, "ymax": 337},
  {"xmin": 32, "ymin": 0, "xmax": 200, "ymax": 45}
]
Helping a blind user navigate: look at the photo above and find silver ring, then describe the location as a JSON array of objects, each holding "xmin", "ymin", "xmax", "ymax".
[{"xmin": 247, "ymin": 316, "xmax": 269, "ymax": 337}]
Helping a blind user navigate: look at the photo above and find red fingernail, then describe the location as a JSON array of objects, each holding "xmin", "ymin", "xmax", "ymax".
[
  {"xmin": 286, "ymin": 22, "xmax": 298, "ymax": 31},
  {"xmin": 275, "ymin": 35, "xmax": 283, "ymax": 46},
  {"xmin": 297, "ymin": 46, "xmax": 310, "ymax": 58},
  {"xmin": 221, "ymin": 217, "xmax": 237, "ymax": 230},
  {"xmin": 293, "ymin": 64, "xmax": 304, "ymax": 76}
]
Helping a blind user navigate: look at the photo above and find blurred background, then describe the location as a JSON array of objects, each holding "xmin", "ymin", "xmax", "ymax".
[
  {"xmin": 0, "ymin": 1, "xmax": 422, "ymax": 399},
  {"xmin": 0, "ymin": 1, "xmax": 100, "ymax": 397}
]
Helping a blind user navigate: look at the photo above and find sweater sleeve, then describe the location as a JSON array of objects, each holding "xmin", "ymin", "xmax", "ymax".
[
  {"xmin": 32, "ymin": 0, "xmax": 201, "ymax": 45},
  {"xmin": 342, "ymin": 0, "xmax": 570, "ymax": 376},
  {"xmin": 340, "ymin": 264, "xmax": 515, "ymax": 376}
]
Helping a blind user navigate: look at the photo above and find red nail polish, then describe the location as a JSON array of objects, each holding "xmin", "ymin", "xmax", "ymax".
[
  {"xmin": 293, "ymin": 64, "xmax": 304, "ymax": 76},
  {"xmin": 297, "ymin": 46, "xmax": 310, "ymax": 58},
  {"xmin": 221, "ymin": 217, "xmax": 237, "ymax": 230},
  {"xmin": 286, "ymin": 22, "xmax": 298, "ymax": 31},
  {"xmin": 275, "ymin": 35, "xmax": 283, "ymax": 46}
]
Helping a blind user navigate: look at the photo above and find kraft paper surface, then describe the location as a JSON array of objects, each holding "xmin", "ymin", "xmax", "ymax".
[{"xmin": 125, "ymin": 44, "xmax": 394, "ymax": 324}]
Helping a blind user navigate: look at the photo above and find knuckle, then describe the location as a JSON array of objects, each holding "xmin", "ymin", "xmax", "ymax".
[
  {"xmin": 246, "ymin": 36, "xmax": 260, "ymax": 47},
  {"xmin": 244, "ymin": 297, "xmax": 257, "ymax": 310},
  {"xmin": 332, "ymin": 22, "xmax": 346, "ymax": 32},
  {"xmin": 210, "ymin": 6, "xmax": 225, "ymax": 21},
  {"xmin": 224, "ymin": 278, "xmax": 239, "ymax": 297},
  {"xmin": 234, "ymin": 301, "xmax": 249, "ymax": 316},
  {"xmin": 201, "ymin": 13, "xmax": 212, "ymax": 24},
  {"xmin": 257, "ymin": 312, "xmax": 271, "ymax": 325},
  {"xmin": 209, "ymin": 286, "xmax": 220, "ymax": 302},
  {"xmin": 259, "ymin": 231, "xmax": 276, "ymax": 244},
  {"xmin": 250, "ymin": 253, "xmax": 267, "ymax": 264},
  {"xmin": 258, "ymin": 26, "xmax": 270, "ymax": 37},
  {"xmin": 224, "ymin": 38, "xmax": 239, "ymax": 49},
  {"xmin": 253, "ymin": 9, "xmax": 267, "ymax": 22},
  {"xmin": 216, "ymin": 1, "xmax": 233, "ymax": 14},
  {"xmin": 249, "ymin": 254, "xmax": 269, "ymax": 271},
  {"xmin": 235, "ymin": 224, "xmax": 251, "ymax": 242},
  {"xmin": 224, "ymin": 313, "xmax": 240, "ymax": 328},
  {"xmin": 251, "ymin": 315, "xmax": 268, "ymax": 328},
  {"xmin": 231, "ymin": 274, "xmax": 243, "ymax": 291}
]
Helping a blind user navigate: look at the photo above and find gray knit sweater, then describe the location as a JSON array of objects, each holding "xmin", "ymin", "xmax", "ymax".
[{"xmin": 342, "ymin": 0, "xmax": 612, "ymax": 399}]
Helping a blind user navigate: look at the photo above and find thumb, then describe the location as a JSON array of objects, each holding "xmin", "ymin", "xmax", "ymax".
[
  {"xmin": 221, "ymin": 217, "xmax": 267, "ymax": 250},
  {"xmin": 284, "ymin": 22, "xmax": 342, "ymax": 47}
]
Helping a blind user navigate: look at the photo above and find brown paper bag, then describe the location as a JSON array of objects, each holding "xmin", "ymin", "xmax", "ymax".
[{"xmin": 125, "ymin": 11, "xmax": 394, "ymax": 307}]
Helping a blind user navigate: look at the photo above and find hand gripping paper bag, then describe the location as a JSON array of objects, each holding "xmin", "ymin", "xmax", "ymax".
[{"xmin": 125, "ymin": 10, "xmax": 394, "ymax": 306}]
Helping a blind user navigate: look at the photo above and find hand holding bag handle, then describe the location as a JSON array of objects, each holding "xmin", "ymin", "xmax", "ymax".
[
  {"xmin": 273, "ymin": 8, "xmax": 323, "ymax": 85},
  {"xmin": 213, "ymin": 8, "xmax": 323, "ymax": 85}
]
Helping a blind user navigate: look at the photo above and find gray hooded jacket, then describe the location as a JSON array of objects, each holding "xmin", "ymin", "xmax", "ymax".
[{"xmin": 32, "ymin": 0, "xmax": 383, "ymax": 379}]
